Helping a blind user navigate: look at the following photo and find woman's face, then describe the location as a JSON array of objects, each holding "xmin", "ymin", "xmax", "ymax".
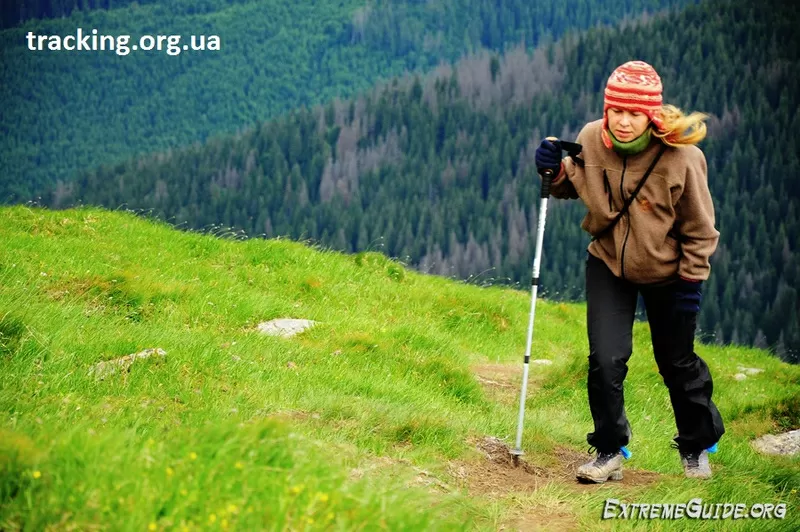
[{"xmin": 607, "ymin": 108, "xmax": 650, "ymax": 141}]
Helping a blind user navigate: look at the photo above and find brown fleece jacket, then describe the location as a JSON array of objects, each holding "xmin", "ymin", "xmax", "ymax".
[{"xmin": 550, "ymin": 119, "xmax": 719, "ymax": 284}]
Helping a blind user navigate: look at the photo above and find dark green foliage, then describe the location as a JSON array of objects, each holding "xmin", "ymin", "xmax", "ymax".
[
  {"xmin": 1, "ymin": 0, "xmax": 253, "ymax": 30},
  {"xmin": 0, "ymin": 314, "xmax": 26, "ymax": 358},
  {"xmin": 1, "ymin": 0, "xmax": 693, "ymax": 201},
  {"xmin": 0, "ymin": 430, "xmax": 37, "ymax": 505},
  {"xmin": 771, "ymin": 394, "xmax": 800, "ymax": 432}
]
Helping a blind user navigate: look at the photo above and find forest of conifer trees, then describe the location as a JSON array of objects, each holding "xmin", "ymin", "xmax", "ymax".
[
  {"xmin": 1, "ymin": 0, "xmax": 694, "ymax": 200},
  {"xmin": 45, "ymin": 0, "xmax": 799, "ymax": 362}
]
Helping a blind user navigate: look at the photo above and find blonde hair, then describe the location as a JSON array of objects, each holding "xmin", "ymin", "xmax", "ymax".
[{"xmin": 652, "ymin": 104, "xmax": 708, "ymax": 146}]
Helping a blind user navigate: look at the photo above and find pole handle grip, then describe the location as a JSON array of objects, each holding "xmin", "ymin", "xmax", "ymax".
[
  {"xmin": 536, "ymin": 137, "xmax": 581, "ymax": 199},
  {"xmin": 537, "ymin": 136, "xmax": 561, "ymax": 199},
  {"xmin": 538, "ymin": 167, "xmax": 554, "ymax": 199}
]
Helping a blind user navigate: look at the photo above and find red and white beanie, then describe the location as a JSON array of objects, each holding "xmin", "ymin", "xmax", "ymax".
[{"xmin": 601, "ymin": 60, "xmax": 665, "ymax": 149}]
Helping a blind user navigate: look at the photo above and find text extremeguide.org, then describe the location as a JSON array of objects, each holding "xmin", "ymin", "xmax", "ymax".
[
  {"xmin": 25, "ymin": 28, "xmax": 220, "ymax": 56},
  {"xmin": 602, "ymin": 498, "xmax": 788, "ymax": 521}
]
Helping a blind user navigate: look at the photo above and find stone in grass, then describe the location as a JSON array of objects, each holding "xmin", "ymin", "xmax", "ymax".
[
  {"xmin": 752, "ymin": 429, "xmax": 800, "ymax": 456},
  {"xmin": 88, "ymin": 348, "xmax": 167, "ymax": 380},
  {"xmin": 736, "ymin": 365, "xmax": 764, "ymax": 375},
  {"xmin": 257, "ymin": 318, "xmax": 318, "ymax": 338}
]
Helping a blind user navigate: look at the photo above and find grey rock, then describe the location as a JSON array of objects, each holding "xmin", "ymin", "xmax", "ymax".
[
  {"xmin": 736, "ymin": 366, "xmax": 764, "ymax": 375},
  {"xmin": 89, "ymin": 348, "xmax": 166, "ymax": 380},
  {"xmin": 257, "ymin": 318, "xmax": 318, "ymax": 338},
  {"xmin": 752, "ymin": 430, "xmax": 800, "ymax": 456}
]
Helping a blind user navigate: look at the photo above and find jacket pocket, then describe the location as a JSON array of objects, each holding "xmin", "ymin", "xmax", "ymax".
[
  {"xmin": 665, "ymin": 230, "xmax": 681, "ymax": 251},
  {"xmin": 603, "ymin": 170, "xmax": 613, "ymax": 212}
]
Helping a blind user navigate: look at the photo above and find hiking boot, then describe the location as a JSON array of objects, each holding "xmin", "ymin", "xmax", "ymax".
[
  {"xmin": 680, "ymin": 449, "xmax": 712, "ymax": 479},
  {"xmin": 576, "ymin": 450, "xmax": 624, "ymax": 483}
]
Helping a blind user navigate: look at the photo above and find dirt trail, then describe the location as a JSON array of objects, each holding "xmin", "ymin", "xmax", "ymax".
[
  {"xmin": 465, "ymin": 364, "xmax": 662, "ymax": 530},
  {"xmin": 446, "ymin": 436, "xmax": 662, "ymax": 531},
  {"xmin": 451, "ymin": 436, "xmax": 660, "ymax": 495}
]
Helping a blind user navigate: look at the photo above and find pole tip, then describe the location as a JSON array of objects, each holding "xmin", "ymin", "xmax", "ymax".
[{"xmin": 509, "ymin": 447, "xmax": 524, "ymax": 466}]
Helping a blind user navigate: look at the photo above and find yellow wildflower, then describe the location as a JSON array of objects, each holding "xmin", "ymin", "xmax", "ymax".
[
  {"xmin": 166, "ymin": 467, "xmax": 174, "ymax": 477},
  {"xmin": 317, "ymin": 493, "xmax": 329, "ymax": 503},
  {"xmin": 32, "ymin": 471, "xmax": 42, "ymax": 479},
  {"xmin": 227, "ymin": 504, "xmax": 238, "ymax": 514},
  {"xmin": 148, "ymin": 523, "xmax": 157, "ymax": 531},
  {"xmin": 234, "ymin": 461, "xmax": 244, "ymax": 470},
  {"xmin": 189, "ymin": 452, "xmax": 198, "ymax": 461},
  {"xmin": 208, "ymin": 514, "xmax": 217, "ymax": 523}
]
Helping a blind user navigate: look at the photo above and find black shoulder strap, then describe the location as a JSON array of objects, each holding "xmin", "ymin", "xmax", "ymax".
[
  {"xmin": 559, "ymin": 140, "xmax": 584, "ymax": 167},
  {"xmin": 593, "ymin": 144, "xmax": 667, "ymax": 240}
]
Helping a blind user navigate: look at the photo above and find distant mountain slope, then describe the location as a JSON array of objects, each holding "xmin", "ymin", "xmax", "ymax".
[
  {"xmin": 0, "ymin": 0, "xmax": 696, "ymax": 201},
  {"xmin": 3, "ymin": 0, "xmax": 144, "ymax": 29},
  {"xmin": 51, "ymin": 0, "xmax": 800, "ymax": 360},
  {"xmin": 1, "ymin": 1, "xmax": 256, "ymax": 30}
]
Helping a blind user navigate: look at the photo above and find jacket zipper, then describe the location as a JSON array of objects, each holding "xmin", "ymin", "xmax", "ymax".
[{"xmin": 619, "ymin": 156, "xmax": 631, "ymax": 280}]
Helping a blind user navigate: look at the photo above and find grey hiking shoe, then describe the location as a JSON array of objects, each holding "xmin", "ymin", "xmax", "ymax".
[
  {"xmin": 576, "ymin": 450, "xmax": 624, "ymax": 483},
  {"xmin": 680, "ymin": 449, "xmax": 712, "ymax": 479}
]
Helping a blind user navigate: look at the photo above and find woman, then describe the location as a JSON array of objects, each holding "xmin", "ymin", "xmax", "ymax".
[{"xmin": 534, "ymin": 60, "xmax": 725, "ymax": 482}]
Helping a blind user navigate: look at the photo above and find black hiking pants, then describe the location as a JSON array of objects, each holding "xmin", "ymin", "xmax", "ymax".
[{"xmin": 585, "ymin": 253, "xmax": 725, "ymax": 453}]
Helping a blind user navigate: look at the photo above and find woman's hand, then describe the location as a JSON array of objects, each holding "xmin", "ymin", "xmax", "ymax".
[
  {"xmin": 535, "ymin": 138, "xmax": 562, "ymax": 172},
  {"xmin": 674, "ymin": 277, "xmax": 703, "ymax": 314}
]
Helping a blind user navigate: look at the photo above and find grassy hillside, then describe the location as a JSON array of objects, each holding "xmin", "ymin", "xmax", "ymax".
[
  {"xmin": 0, "ymin": 0, "xmax": 695, "ymax": 201},
  {"xmin": 1, "ymin": 205, "xmax": 798, "ymax": 530}
]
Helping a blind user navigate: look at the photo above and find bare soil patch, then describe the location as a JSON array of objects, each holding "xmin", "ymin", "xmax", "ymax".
[
  {"xmin": 448, "ymin": 437, "xmax": 549, "ymax": 496},
  {"xmin": 472, "ymin": 363, "xmax": 546, "ymax": 406},
  {"xmin": 449, "ymin": 438, "xmax": 662, "ymax": 530},
  {"xmin": 348, "ymin": 436, "xmax": 662, "ymax": 530},
  {"xmin": 451, "ymin": 437, "xmax": 660, "ymax": 497}
]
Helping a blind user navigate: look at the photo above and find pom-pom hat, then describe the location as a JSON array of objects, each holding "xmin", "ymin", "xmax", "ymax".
[{"xmin": 601, "ymin": 60, "xmax": 665, "ymax": 149}]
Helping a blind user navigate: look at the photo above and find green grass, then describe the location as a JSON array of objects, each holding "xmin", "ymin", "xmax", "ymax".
[{"xmin": 1, "ymin": 205, "xmax": 798, "ymax": 530}]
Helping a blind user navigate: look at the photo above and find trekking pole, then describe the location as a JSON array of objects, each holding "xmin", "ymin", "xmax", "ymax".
[{"xmin": 511, "ymin": 139, "xmax": 581, "ymax": 465}]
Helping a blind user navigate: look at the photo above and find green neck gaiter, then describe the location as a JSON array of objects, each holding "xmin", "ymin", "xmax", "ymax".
[{"xmin": 609, "ymin": 128, "xmax": 653, "ymax": 156}]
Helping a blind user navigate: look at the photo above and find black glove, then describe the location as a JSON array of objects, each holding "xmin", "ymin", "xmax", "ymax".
[
  {"xmin": 674, "ymin": 278, "xmax": 703, "ymax": 314},
  {"xmin": 535, "ymin": 138, "xmax": 562, "ymax": 172}
]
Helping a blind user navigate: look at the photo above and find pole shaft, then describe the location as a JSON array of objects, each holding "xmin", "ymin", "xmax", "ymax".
[{"xmin": 513, "ymin": 196, "xmax": 549, "ymax": 453}]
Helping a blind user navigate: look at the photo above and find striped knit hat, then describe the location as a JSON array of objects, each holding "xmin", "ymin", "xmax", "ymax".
[{"xmin": 601, "ymin": 60, "xmax": 665, "ymax": 149}]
